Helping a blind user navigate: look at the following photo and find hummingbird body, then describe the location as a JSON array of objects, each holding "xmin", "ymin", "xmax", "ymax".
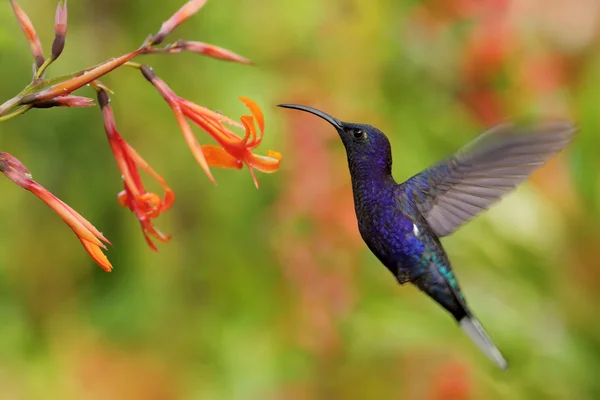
[
  {"xmin": 279, "ymin": 104, "xmax": 577, "ymax": 370},
  {"xmin": 345, "ymin": 126, "xmax": 468, "ymax": 323}
]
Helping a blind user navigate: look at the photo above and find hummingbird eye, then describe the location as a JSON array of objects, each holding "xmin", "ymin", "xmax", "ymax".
[{"xmin": 353, "ymin": 129, "xmax": 366, "ymax": 140}]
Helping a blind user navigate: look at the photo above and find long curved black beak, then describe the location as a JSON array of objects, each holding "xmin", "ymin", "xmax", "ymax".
[{"xmin": 277, "ymin": 104, "xmax": 344, "ymax": 130}]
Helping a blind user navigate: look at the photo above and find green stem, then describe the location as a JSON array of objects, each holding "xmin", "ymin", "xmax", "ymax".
[
  {"xmin": 0, "ymin": 97, "xmax": 24, "ymax": 117},
  {"xmin": 124, "ymin": 61, "xmax": 143, "ymax": 69},
  {"xmin": 0, "ymin": 105, "xmax": 33, "ymax": 122},
  {"xmin": 35, "ymin": 58, "xmax": 55, "ymax": 80}
]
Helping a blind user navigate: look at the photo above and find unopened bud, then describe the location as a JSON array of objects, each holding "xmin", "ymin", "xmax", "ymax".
[
  {"xmin": 33, "ymin": 95, "xmax": 94, "ymax": 109},
  {"xmin": 181, "ymin": 41, "xmax": 251, "ymax": 64},
  {"xmin": 52, "ymin": 1, "xmax": 68, "ymax": 60},
  {"xmin": 151, "ymin": 0, "xmax": 207, "ymax": 45},
  {"xmin": 97, "ymin": 90, "xmax": 110, "ymax": 109},
  {"xmin": 140, "ymin": 65, "xmax": 157, "ymax": 82},
  {"xmin": 10, "ymin": 0, "xmax": 45, "ymax": 68}
]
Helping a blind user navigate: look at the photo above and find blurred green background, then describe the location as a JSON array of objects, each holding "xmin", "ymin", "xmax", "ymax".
[{"xmin": 1, "ymin": 0, "xmax": 599, "ymax": 398}]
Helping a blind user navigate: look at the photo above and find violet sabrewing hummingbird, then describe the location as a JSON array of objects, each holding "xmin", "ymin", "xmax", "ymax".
[{"xmin": 278, "ymin": 103, "xmax": 577, "ymax": 369}]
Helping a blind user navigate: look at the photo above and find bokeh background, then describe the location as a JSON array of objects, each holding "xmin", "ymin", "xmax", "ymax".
[{"xmin": 0, "ymin": 0, "xmax": 599, "ymax": 398}]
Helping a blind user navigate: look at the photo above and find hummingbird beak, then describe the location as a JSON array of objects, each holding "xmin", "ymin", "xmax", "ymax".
[{"xmin": 277, "ymin": 104, "xmax": 344, "ymax": 130}]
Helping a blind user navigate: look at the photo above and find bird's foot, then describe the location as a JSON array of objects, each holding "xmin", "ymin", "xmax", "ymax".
[{"xmin": 396, "ymin": 271, "xmax": 411, "ymax": 285}]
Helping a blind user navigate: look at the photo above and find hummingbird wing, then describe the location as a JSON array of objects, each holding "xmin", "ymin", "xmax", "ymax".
[{"xmin": 406, "ymin": 121, "xmax": 577, "ymax": 237}]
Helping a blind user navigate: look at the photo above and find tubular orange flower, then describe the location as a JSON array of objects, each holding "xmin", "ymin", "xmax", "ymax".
[
  {"xmin": 97, "ymin": 90, "xmax": 174, "ymax": 251},
  {"xmin": 0, "ymin": 152, "xmax": 112, "ymax": 271},
  {"xmin": 165, "ymin": 41, "xmax": 251, "ymax": 64},
  {"xmin": 140, "ymin": 66, "xmax": 281, "ymax": 188},
  {"xmin": 186, "ymin": 97, "xmax": 282, "ymax": 188},
  {"xmin": 10, "ymin": 0, "xmax": 44, "ymax": 68},
  {"xmin": 152, "ymin": 0, "xmax": 208, "ymax": 45},
  {"xmin": 144, "ymin": 40, "xmax": 251, "ymax": 64},
  {"xmin": 21, "ymin": 50, "xmax": 141, "ymax": 104},
  {"xmin": 140, "ymin": 66, "xmax": 215, "ymax": 183}
]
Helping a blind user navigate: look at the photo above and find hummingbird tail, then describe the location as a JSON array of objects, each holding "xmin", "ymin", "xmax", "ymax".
[{"xmin": 459, "ymin": 316, "xmax": 508, "ymax": 370}]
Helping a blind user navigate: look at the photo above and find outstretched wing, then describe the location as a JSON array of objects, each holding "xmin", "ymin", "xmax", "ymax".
[{"xmin": 405, "ymin": 121, "xmax": 577, "ymax": 237}]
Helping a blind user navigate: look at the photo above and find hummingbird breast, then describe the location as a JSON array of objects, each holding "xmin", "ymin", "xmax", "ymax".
[
  {"xmin": 352, "ymin": 181, "xmax": 468, "ymax": 320},
  {"xmin": 353, "ymin": 182, "xmax": 431, "ymax": 278}
]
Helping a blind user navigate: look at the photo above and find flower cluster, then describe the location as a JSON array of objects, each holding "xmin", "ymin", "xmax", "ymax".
[{"xmin": 0, "ymin": 0, "xmax": 281, "ymax": 270}]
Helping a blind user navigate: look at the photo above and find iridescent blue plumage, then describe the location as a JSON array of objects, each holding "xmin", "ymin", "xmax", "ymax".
[{"xmin": 278, "ymin": 104, "xmax": 577, "ymax": 370}]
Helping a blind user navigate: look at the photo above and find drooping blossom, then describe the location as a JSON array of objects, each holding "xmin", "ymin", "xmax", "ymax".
[
  {"xmin": 97, "ymin": 89, "xmax": 174, "ymax": 251},
  {"xmin": 0, "ymin": 152, "xmax": 112, "ymax": 271}
]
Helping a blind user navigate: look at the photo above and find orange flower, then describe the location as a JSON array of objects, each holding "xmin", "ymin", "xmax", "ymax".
[
  {"xmin": 0, "ymin": 152, "xmax": 112, "ymax": 271},
  {"xmin": 97, "ymin": 90, "xmax": 174, "ymax": 251},
  {"xmin": 169, "ymin": 41, "xmax": 251, "ymax": 64},
  {"xmin": 141, "ymin": 66, "xmax": 215, "ymax": 183},
  {"xmin": 152, "ymin": 0, "xmax": 208, "ymax": 45},
  {"xmin": 141, "ymin": 65, "xmax": 281, "ymax": 188},
  {"xmin": 9, "ymin": 0, "xmax": 44, "ymax": 68},
  {"xmin": 188, "ymin": 97, "xmax": 282, "ymax": 188},
  {"xmin": 22, "ymin": 50, "xmax": 141, "ymax": 105}
]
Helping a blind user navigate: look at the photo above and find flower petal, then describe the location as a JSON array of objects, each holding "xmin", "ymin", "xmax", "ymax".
[
  {"xmin": 180, "ymin": 99, "xmax": 243, "ymax": 130},
  {"xmin": 185, "ymin": 109, "xmax": 243, "ymax": 148},
  {"xmin": 28, "ymin": 182, "xmax": 106, "ymax": 248},
  {"xmin": 200, "ymin": 145, "xmax": 242, "ymax": 169},
  {"xmin": 80, "ymin": 238, "xmax": 113, "ymax": 272},
  {"xmin": 172, "ymin": 105, "xmax": 216, "ymax": 184},
  {"xmin": 248, "ymin": 152, "xmax": 282, "ymax": 173},
  {"xmin": 125, "ymin": 142, "xmax": 175, "ymax": 212},
  {"xmin": 140, "ymin": 220, "xmax": 171, "ymax": 252},
  {"xmin": 56, "ymin": 196, "xmax": 111, "ymax": 245},
  {"xmin": 239, "ymin": 97, "xmax": 264, "ymax": 137},
  {"xmin": 240, "ymin": 115, "xmax": 256, "ymax": 143}
]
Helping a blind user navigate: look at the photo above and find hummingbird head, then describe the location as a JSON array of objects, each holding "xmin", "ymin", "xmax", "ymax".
[{"xmin": 277, "ymin": 104, "xmax": 393, "ymax": 175}]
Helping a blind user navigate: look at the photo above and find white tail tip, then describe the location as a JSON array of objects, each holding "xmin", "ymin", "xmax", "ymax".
[{"xmin": 460, "ymin": 317, "xmax": 508, "ymax": 370}]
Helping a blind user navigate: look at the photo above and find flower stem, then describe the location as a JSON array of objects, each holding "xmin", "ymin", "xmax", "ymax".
[
  {"xmin": 35, "ymin": 58, "xmax": 55, "ymax": 80},
  {"xmin": 0, "ymin": 105, "xmax": 33, "ymax": 122},
  {"xmin": 124, "ymin": 61, "xmax": 143, "ymax": 69}
]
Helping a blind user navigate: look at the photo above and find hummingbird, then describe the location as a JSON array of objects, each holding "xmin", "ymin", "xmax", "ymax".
[{"xmin": 278, "ymin": 103, "xmax": 577, "ymax": 369}]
